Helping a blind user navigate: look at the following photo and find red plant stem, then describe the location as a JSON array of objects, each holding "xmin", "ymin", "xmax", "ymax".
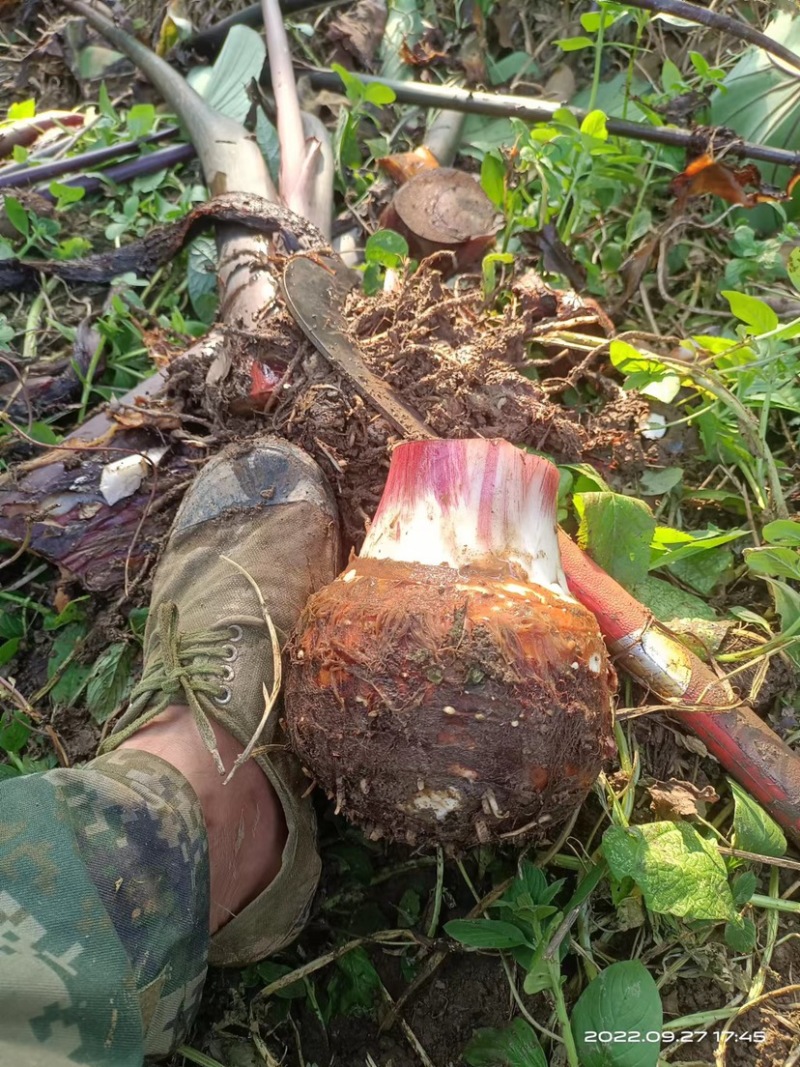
[{"xmin": 558, "ymin": 531, "xmax": 800, "ymax": 846}]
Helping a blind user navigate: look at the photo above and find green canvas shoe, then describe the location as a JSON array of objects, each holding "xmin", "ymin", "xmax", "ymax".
[{"xmin": 101, "ymin": 438, "xmax": 341, "ymax": 966}]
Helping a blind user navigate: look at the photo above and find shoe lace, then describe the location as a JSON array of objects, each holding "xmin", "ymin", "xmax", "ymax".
[
  {"xmin": 101, "ymin": 559, "xmax": 283, "ymax": 781},
  {"xmin": 100, "ymin": 601, "xmax": 241, "ymax": 775}
]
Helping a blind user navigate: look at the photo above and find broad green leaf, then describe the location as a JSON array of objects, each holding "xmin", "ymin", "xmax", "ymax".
[
  {"xmin": 731, "ymin": 871, "xmax": 758, "ymax": 906},
  {"xmin": 609, "ymin": 340, "xmax": 680, "ymax": 401},
  {"xmin": 721, "ymin": 291, "xmax": 779, "ymax": 333},
  {"xmin": 4, "ymin": 196, "xmax": 29, "ymax": 238},
  {"xmin": 640, "ymin": 468, "xmax": 683, "ymax": 496},
  {"xmin": 725, "ymin": 916, "xmax": 756, "ymax": 952},
  {"xmin": 574, "ymin": 492, "xmax": 656, "ymax": 589},
  {"xmin": 0, "ymin": 638, "xmax": 20, "ymax": 666},
  {"xmin": 765, "ymin": 579, "xmax": 800, "ymax": 666},
  {"xmin": 48, "ymin": 623, "xmax": 90, "ymax": 707},
  {"xmin": 85, "ymin": 642, "xmax": 135, "ymax": 724},
  {"xmin": 602, "ymin": 822, "xmax": 737, "ymax": 922},
  {"xmin": 461, "ymin": 115, "xmax": 517, "ymax": 159},
  {"xmin": 571, "ymin": 961, "xmax": 663, "ymax": 1067},
  {"xmin": 649, "ymin": 528, "xmax": 746, "ymax": 568},
  {"xmin": 745, "ymin": 546, "xmax": 800, "ymax": 583},
  {"xmin": 445, "ymin": 918, "xmax": 530, "ymax": 949},
  {"xmin": 381, "ymin": 0, "xmax": 423, "ymax": 83},
  {"xmin": 188, "ymin": 25, "xmax": 266, "ymax": 123},
  {"xmin": 0, "ymin": 712, "xmax": 32, "ymax": 755},
  {"xmin": 487, "ymin": 51, "xmax": 537, "ymax": 87},
  {"xmin": 365, "ymin": 229, "xmax": 408, "ymax": 267},
  {"xmin": 763, "ymin": 520, "xmax": 800, "ymax": 546},
  {"xmin": 126, "ymin": 103, "xmax": 156, "ymax": 138},
  {"xmin": 711, "ymin": 11, "xmax": 800, "ymax": 192},
  {"xmin": 730, "ymin": 778, "xmax": 787, "ymax": 858},
  {"xmin": 480, "ymin": 152, "xmax": 506, "ymax": 207},
  {"xmin": 324, "ymin": 946, "xmax": 380, "ymax": 1020},
  {"xmin": 187, "ymin": 236, "xmax": 218, "ymax": 323},
  {"xmin": 463, "ymin": 1018, "xmax": 546, "ymax": 1067},
  {"xmin": 633, "ymin": 574, "xmax": 717, "ymax": 622},
  {"xmin": 666, "ymin": 547, "xmax": 734, "ymax": 597}
]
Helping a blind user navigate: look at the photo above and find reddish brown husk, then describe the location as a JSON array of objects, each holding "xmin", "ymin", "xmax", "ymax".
[{"xmin": 285, "ymin": 555, "xmax": 614, "ymax": 848}]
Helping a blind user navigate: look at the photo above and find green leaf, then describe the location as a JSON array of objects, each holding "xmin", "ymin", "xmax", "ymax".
[
  {"xmin": 609, "ymin": 340, "xmax": 680, "ymax": 402},
  {"xmin": 745, "ymin": 546, "xmax": 800, "ymax": 583},
  {"xmin": 571, "ymin": 961, "xmax": 663, "ymax": 1067},
  {"xmin": 188, "ymin": 25, "xmax": 266, "ymax": 123},
  {"xmin": 640, "ymin": 468, "xmax": 683, "ymax": 496},
  {"xmin": 574, "ymin": 491, "xmax": 656, "ymax": 589},
  {"xmin": 788, "ymin": 247, "xmax": 800, "ymax": 292},
  {"xmin": 766, "ymin": 579, "xmax": 800, "ymax": 666},
  {"xmin": 602, "ymin": 822, "xmax": 738, "ymax": 922},
  {"xmin": 463, "ymin": 1018, "xmax": 546, "ymax": 1067},
  {"xmin": 725, "ymin": 916, "xmax": 756, "ymax": 953},
  {"xmin": 364, "ymin": 229, "xmax": 408, "ymax": 268},
  {"xmin": 4, "ymin": 196, "xmax": 29, "ymax": 238},
  {"xmin": 85, "ymin": 642, "xmax": 135, "ymax": 724},
  {"xmin": 632, "ymin": 574, "xmax": 717, "ymax": 622},
  {"xmin": 555, "ymin": 36, "xmax": 594, "ymax": 52},
  {"xmin": 731, "ymin": 871, "xmax": 758, "ymax": 906},
  {"xmin": 730, "ymin": 779, "xmax": 787, "ymax": 858},
  {"xmin": 0, "ymin": 638, "xmax": 20, "ymax": 666},
  {"xmin": 763, "ymin": 520, "xmax": 800, "ymax": 546},
  {"xmin": 49, "ymin": 181, "xmax": 85, "ymax": 210},
  {"xmin": 43, "ymin": 599, "xmax": 88, "ymax": 631},
  {"xmin": 711, "ymin": 10, "xmax": 800, "ymax": 195},
  {"xmin": 363, "ymin": 82, "xmax": 396, "ymax": 106},
  {"xmin": 324, "ymin": 946, "xmax": 380, "ymax": 1020},
  {"xmin": 721, "ymin": 290, "xmax": 779, "ymax": 333},
  {"xmin": 48, "ymin": 623, "xmax": 90, "ymax": 707},
  {"xmin": 0, "ymin": 712, "xmax": 32, "ymax": 755},
  {"xmin": 253, "ymin": 961, "xmax": 307, "ymax": 999},
  {"xmin": 187, "ymin": 236, "xmax": 219, "ymax": 323},
  {"xmin": 580, "ymin": 109, "xmax": 609, "ymax": 141},
  {"xmin": 8, "ymin": 99, "xmax": 36, "ymax": 120},
  {"xmin": 126, "ymin": 103, "xmax": 156, "ymax": 139},
  {"xmin": 667, "ymin": 547, "xmax": 734, "ymax": 597},
  {"xmin": 332, "ymin": 61, "xmax": 365, "ymax": 104},
  {"xmin": 661, "ymin": 57, "xmax": 684, "ymax": 92},
  {"xmin": 445, "ymin": 918, "xmax": 530, "ymax": 949},
  {"xmin": 480, "ymin": 152, "xmax": 506, "ymax": 207},
  {"xmin": 397, "ymin": 888, "xmax": 421, "ymax": 928}
]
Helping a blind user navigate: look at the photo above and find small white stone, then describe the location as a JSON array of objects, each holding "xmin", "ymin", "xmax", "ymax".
[
  {"xmin": 640, "ymin": 412, "xmax": 666, "ymax": 440},
  {"xmin": 588, "ymin": 653, "xmax": 602, "ymax": 674}
]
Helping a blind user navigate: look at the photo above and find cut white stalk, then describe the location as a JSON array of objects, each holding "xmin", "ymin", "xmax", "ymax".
[{"xmin": 361, "ymin": 438, "xmax": 572, "ymax": 598}]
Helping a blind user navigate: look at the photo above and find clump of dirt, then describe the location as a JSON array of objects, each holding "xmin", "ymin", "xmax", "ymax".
[{"xmin": 168, "ymin": 263, "xmax": 648, "ymax": 552}]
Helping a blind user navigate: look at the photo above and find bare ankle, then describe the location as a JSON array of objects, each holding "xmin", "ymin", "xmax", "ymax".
[{"xmin": 118, "ymin": 704, "xmax": 287, "ymax": 932}]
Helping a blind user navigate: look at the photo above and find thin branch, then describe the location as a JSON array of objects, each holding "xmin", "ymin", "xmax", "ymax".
[
  {"xmin": 624, "ymin": 0, "xmax": 800, "ymax": 77},
  {"xmin": 0, "ymin": 126, "xmax": 180, "ymax": 190},
  {"xmin": 302, "ymin": 68, "xmax": 800, "ymax": 168}
]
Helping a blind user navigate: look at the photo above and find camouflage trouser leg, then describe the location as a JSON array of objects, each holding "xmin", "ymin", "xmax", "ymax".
[{"xmin": 0, "ymin": 749, "xmax": 210, "ymax": 1067}]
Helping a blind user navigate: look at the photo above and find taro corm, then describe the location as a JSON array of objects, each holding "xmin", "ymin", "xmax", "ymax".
[{"xmin": 285, "ymin": 438, "xmax": 616, "ymax": 848}]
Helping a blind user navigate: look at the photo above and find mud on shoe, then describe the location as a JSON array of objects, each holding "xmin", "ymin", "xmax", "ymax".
[{"xmin": 101, "ymin": 437, "xmax": 341, "ymax": 965}]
